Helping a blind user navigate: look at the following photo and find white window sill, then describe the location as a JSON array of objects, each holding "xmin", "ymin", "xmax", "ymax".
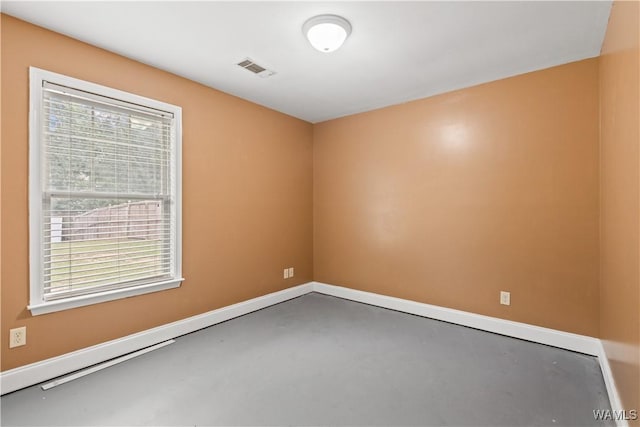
[{"xmin": 28, "ymin": 278, "xmax": 184, "ymax": 316}]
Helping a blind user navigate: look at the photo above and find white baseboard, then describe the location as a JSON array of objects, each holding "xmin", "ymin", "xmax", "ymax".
[
  {"xmin": 1, "ymin": 279, "xmax": 624, "ymax": 422},
  {"xmin": 0, "ymin": 282, "xmax": 313, "ymax": 395},
  {"xmin": 312, "ymin": 282, "xmax": 600, "ymax": 355},
  {"xmin": 596, "ymin": 340, "xmax": 629, "ymax": 427}
]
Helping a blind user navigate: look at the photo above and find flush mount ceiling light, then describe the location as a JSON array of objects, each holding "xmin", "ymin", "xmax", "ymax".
[{"xmin": 302, "ymin": 14, "xmax": 352, "ymax": 53}]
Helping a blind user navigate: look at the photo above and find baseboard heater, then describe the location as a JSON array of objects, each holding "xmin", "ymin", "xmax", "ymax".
[{"xmin": 41, "ymin": 340, "xmax": 174, "ymax": 390}]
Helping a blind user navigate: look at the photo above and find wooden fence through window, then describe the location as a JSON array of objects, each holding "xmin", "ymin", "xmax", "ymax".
[{"xmin": 55, "ymin": 200, "xmax": 162, "ymax": 242}]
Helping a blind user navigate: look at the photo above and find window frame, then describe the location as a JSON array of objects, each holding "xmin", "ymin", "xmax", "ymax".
[{"xmin": 28, "ymin": 67, "xmax": 183, "ymax": 316}]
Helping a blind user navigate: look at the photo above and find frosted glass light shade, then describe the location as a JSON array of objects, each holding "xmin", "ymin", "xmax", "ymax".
[{"xmin": 303, "ymin": 15, "xmax": 352, "ymax": 53}]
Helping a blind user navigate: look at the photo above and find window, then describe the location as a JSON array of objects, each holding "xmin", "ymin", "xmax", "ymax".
[{"xmin": 29, "ymin": 67, "xmax": 183, "ymax": 315}]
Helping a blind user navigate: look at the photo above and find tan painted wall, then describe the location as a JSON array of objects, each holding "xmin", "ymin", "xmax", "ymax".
[
  {"xmin": 0, "ymin": 15, "xmax": 313, "ymax": 371},
  {"xmin": 314, "ymin": 59, "xmax": 600, "ymax": 337},
  {"xmin": 599, "ymin": 0, "xmax": 640, "ymax": 412}
]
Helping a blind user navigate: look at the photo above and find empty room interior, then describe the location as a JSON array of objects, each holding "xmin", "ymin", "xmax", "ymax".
[{"xmin": 0, "ymin": 1, "xmax": 639, "ymax": 426}]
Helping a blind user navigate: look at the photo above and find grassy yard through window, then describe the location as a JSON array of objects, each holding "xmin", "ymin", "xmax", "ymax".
[{"xmin": 47, "ymin": 238, "xmax": 165, "ymax": 294}]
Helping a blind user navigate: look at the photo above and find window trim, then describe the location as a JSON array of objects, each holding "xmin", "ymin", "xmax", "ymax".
[{"xmin": 28, "ymin": 67, "xmax": 183, "ymax": 316}]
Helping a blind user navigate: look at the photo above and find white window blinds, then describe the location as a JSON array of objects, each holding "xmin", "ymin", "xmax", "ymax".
[{"xmin": 30, "ymin": 71, "xmax": 182, "ymax": 310}]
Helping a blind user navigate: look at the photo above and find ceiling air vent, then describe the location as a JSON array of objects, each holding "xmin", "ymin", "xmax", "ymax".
[{"xmin": 237, "ymin": 58, "xmax": 276, "ymax": 78}]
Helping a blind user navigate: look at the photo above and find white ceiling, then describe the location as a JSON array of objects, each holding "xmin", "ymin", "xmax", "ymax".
[{"xmin": 3, "ymin": 1, "xmax": 612, "ymax": 123}]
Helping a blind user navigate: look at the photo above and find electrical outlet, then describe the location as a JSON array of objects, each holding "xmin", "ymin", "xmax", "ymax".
[
  {"xmin": 500, "ymin": 291, "xmax": 511, "ymax": 306},
  {"xmin": 9, "ymin": 326, "xmax": 26, "ymax": 348},
  {"xmin": 283, "ymin": 268, "xmax": 289, "ymax": 279},
  {"xmin": 288, "ymin": 267, "xmax": 294, "ymax": 278}
]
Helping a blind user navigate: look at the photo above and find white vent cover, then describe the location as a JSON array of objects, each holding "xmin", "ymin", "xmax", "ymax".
[{"xmin": 237, "ymin": 58, "xmax": 276, "ymax": 78}]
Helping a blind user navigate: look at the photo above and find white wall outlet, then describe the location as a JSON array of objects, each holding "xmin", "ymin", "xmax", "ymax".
[
  {"xmin": 288, "ymin": 267, "xmax": 294, "ymax": 278},
  {"xmin": 283, "ymin": 268, "xmax": 289, "ymax": 279},
  {"xmin": 500, "ymin": 291, "xmax": 511, "ymax": 306},
  {"xmin": 9, "ymin": 326, "xmax": 26, "ymax": 348}
]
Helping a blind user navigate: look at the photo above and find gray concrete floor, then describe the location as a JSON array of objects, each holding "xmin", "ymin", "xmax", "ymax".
[{"xmin": 1, "ymin": 293, "xmax": 612, "ymax": 426}]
